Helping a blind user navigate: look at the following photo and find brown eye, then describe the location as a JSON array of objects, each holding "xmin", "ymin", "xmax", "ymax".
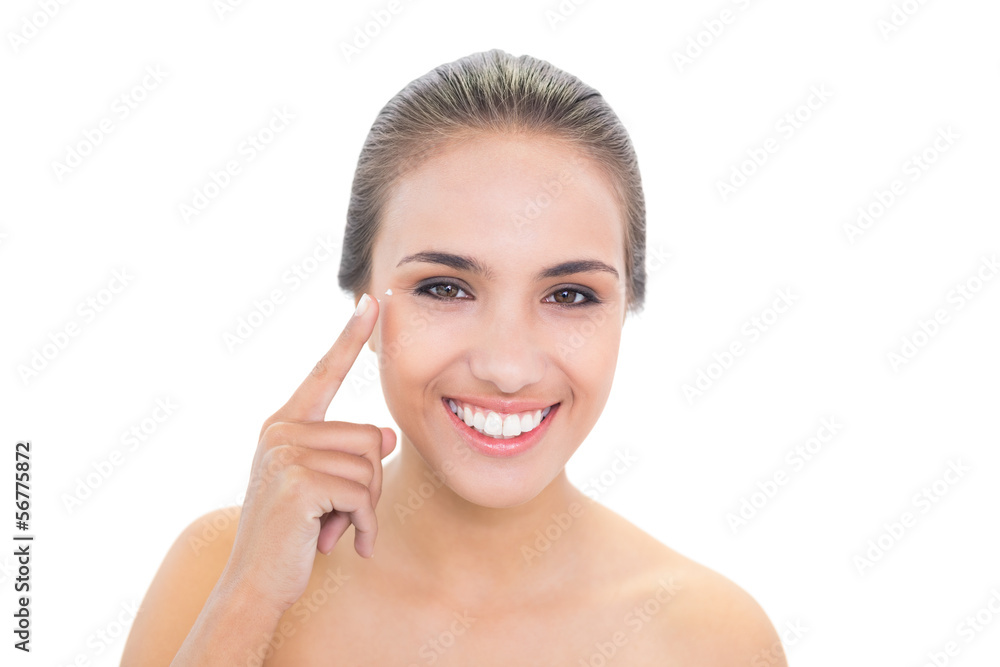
[
  {"xmin": 427, "ymin": 283, "xmax": 465, "ymax": 299},
  {"xmin": 548, "ymin": 288, "xmax": 585, "ymax": 304}
]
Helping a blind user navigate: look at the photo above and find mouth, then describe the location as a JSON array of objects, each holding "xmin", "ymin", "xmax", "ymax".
[{"xmin": 441, "ymin": 397, "xmax": 560, "ymax": 458}]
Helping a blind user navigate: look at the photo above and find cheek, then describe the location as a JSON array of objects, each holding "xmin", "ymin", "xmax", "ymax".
[
  {"xmin": 551, "ymin": 309, "xmax": 622, "ymax": 397},
  {"xmin": 376, "ymin": 305, "xmax": 443, "ymax": 406},
  {"xmin": 377, "ymin": 303, "xmax": 474, "ymax": 373}
]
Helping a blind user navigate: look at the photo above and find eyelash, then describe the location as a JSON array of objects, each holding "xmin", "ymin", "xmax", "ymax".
[{"xmin": 412, "ymin": 281, "xmax": 601, "ymax": 307}]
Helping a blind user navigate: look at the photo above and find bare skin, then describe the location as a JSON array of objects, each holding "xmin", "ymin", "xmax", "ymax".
[
  {"xmin": 262, "ymin": 463, "xmax": 785, "ymax": 666},
  {"xmin": 121, "ymin": 134, "xmax": 787, "ymax": 666}
]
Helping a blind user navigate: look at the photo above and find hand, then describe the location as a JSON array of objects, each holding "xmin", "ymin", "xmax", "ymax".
[{"xmin": 221, "ymin": 294, "xmax": 395, "ymax": 612}]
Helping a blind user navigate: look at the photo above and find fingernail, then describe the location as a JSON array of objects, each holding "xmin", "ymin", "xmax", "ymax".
[{"xmin": 354, "ymin": 293, "xmax": 371, "ymax": 317}]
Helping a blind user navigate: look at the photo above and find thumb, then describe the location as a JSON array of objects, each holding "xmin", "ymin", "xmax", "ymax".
[{"xmin": 379, "ymin": 427, "xmax": 397, "ymax": 459}]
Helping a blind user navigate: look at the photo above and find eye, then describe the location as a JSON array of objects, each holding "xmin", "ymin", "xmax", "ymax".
[
  {"xmin": 416, "ymin": 281, "xmax": 469, "ymax": 300},
  {"xmin": 544, "ymin": 287, "xmax": 598, "ymax": 306}
]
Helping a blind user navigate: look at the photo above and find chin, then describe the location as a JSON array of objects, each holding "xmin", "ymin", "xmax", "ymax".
[{"xmin": 425, "ymin": 452, "xmax": 565, "ymax": 510}]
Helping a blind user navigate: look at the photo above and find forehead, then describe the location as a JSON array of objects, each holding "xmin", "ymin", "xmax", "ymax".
[{"xmin": 373, "ymin": 134, "xmax": 625, "ymax": 274}]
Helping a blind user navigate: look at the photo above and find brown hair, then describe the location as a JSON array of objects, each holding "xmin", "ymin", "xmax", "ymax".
[{"xmin": 338, "ymin": 49, "xmax": 646, "ymax": 312}]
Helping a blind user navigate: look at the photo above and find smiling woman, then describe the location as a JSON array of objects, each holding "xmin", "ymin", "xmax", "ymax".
[{"xmin": 121, "ymin": 49, "xmax": 787, "ymax": 666}]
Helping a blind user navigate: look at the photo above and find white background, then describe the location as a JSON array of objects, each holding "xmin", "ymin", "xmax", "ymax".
[{"xmin": 2, "ymin": 0, "xmax": 999, "ymax": 665}]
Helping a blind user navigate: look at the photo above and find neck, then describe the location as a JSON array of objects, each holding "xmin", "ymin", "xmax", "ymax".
[{"xmin": 375, "ymin": 438, "xmax": 591, "ymax": 605}]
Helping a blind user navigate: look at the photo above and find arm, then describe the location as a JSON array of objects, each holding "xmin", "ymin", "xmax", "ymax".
[{"xmin": 119, "ymin": 507, "xmax": 285, "ymax": 667}]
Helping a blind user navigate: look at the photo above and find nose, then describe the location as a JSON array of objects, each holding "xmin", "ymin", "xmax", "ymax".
[{"xmin": 467, "ymin": 306, "xmax": 546, "ymax": 394}]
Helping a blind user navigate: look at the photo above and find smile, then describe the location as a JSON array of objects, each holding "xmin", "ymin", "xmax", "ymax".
[
  {"xmin": 446, "ymin": 398, "xmax": 554, "ymax": 439},
  {"xmin": 441, "ymin": 396, "xmax": 560, "ymax": 458}
]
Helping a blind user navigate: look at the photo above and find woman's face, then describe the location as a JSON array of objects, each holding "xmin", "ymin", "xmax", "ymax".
[{"xmin": 367, "ymin": 133, "xmax": 628, "ymax": 508}]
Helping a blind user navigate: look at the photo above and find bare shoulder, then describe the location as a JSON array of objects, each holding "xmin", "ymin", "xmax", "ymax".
[
  {"xmin": 587, "ymin": 502, "xmax": 787, "ymax": 666},
  {"xmin": 653, "ymin": 556, "xmax": 787, "ymax": 666},
  {"xmin": 120, "ymin": 505, "xmax": 242, "ymax": 666}
]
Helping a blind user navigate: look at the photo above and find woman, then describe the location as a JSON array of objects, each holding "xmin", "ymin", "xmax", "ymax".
[{"xmin": 122, "ymin": 49, "xmax": 787, "ymax": 666}]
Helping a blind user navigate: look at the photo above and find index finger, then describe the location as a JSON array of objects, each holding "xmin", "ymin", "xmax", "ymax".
[{"xmin": 276, "ymin": 293, "xmax": 379, "ymax": 423}]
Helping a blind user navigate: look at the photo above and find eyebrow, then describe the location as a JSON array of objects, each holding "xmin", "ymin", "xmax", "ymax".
[{"xmin": 396, "ymin": 251, "xmax": 619, "ymax": 281}]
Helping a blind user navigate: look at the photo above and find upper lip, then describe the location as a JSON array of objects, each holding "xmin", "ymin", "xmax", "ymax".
[{"xmin": 445, "ymin": 395, "xmax": 559, "ymax": 414}]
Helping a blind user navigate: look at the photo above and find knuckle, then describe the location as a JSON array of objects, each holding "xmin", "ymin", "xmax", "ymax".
[
  {"xmin": 259, "ymin": 445, "xmax": 297, "ymax": 480},
  {"xmin": 359, "ymin": 456, "xmax": 376, "ymax": 484},
  {"xmin": 261, "ymin": 420, "xmax": 292, "ymax": 445},
  {"xmin": 280, "ymin": 464, "xmax": 311, "ymax": 497},
  {"xmin": 350, "ymin": 481, "xmax": 373, "ymax": 508},
  {"xmin": 258, "ymin": 414, "xmax": 281, "ymax": 441},
  {"xmin": 364, "ymin": 423, "xmax": 383, "ymax": 447}
]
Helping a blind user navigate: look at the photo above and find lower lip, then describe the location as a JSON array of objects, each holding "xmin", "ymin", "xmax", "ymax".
[{"xmin": 442, "ymin": 398, "xmax": 559, "ymax": 458}]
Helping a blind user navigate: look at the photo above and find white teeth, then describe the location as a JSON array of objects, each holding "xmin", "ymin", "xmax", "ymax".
[
  {"xmin": 502, "ymin": 414, "xmax": 522, "ymax": 437},
  {"xmin": 447, "ymin": 399, "xmax": 555, "ymax": 440},
  {"xmin": 520, "ymin": 412, "xmax": 534, "ymax": 432},
  {"xmin": 484, "ymin": 412, "xmax": 503, "ymax": 437}
]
